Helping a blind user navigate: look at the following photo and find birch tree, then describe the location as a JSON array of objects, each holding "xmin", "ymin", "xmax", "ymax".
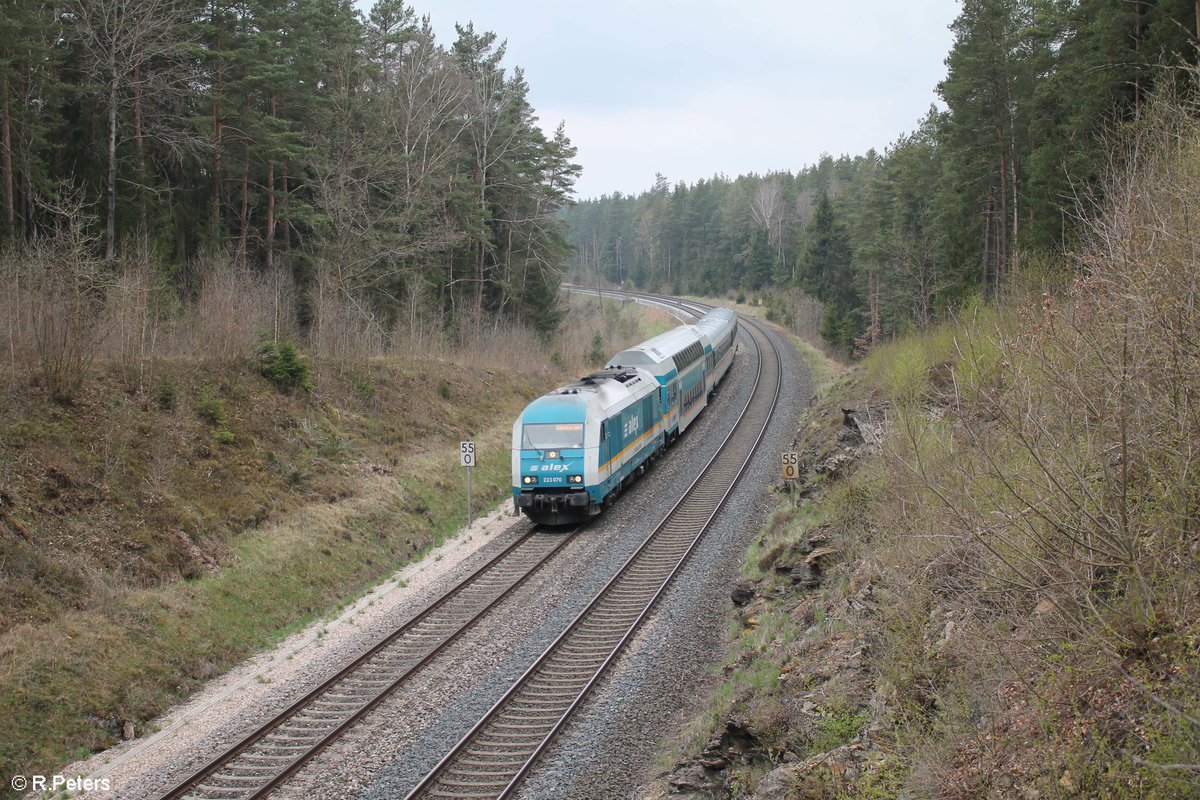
[{"xmin": 68, "ymin": 0, "xmax": 199, "ymax": 259}]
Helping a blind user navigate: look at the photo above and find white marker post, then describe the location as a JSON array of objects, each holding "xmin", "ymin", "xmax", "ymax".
[{"xmin": 460, "ymin": 440, "xmax": 476, "ymax": 526}]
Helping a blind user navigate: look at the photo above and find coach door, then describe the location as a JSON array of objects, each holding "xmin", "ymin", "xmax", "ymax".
[{"xmin": 598, "ymin": 421, "xmax": 611, "ymax": 485}]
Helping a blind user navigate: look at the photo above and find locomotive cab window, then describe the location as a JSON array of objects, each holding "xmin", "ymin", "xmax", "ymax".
[{"xmin": 522, "ymin": 423, "xmax": 584, "ymax": 450}]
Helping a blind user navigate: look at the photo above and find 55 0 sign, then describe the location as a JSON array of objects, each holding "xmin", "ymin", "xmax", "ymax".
[
  {"xmin": 781, "ymin": 451, "xmax": 800, "ymax": 481},
  {"xmin": 460, "ymin": 441, "xmax": 475, "ymax": 525}
]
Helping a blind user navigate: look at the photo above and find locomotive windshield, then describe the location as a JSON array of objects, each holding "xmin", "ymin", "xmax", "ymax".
[{"xmin": 522, "ymin": 423, "xmax": 584, "ymax": 450}]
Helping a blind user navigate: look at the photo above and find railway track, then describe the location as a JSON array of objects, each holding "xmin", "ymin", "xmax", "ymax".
[
  {"xmin": 157, "ymin": 292, "xmax": 779, "ymax": 800},
  {"xmin": 158, "ymin": 527, "xmax": 577, "ymax": 800},
  {"xmin": 403, "ymin": 311, "xmax": 782, "ymax": 800}
]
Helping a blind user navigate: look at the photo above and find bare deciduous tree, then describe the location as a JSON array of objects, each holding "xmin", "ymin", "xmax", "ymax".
[
  {"xmin": 312, "ymin": 23, "xmax": 468, "ymax": 303},
  {"xmin": 68, "ymin": 0, "xmax": 202, "ymax": 259},
  {"xmin": 750, "ymin": 179, "xmax": 789, "ymax": 271}
]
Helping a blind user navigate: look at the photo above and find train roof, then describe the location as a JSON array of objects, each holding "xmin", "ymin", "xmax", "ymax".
[
  {"xmin": 693, "ymin": 308, "xmax": 736, "ymax": 340},
  {"xmin": 694, "ymin": 307, "xmax": 737, "ymax": 328},
  {"xmin": 606, "ymin": 325, "xmax": 703, "ymax": 375},
  {"xmin": 522, "ymin": 367, "xmax": 656, "ymax": 422}
]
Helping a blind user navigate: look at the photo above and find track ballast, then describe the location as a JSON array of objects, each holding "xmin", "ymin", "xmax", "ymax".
[{"xmin": 403, "ymin": 310, "xmax": 782, "ymax": 799}]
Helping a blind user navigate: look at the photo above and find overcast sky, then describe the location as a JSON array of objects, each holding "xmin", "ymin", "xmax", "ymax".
[{"xmin": 392, "ymin": 1, "xmax": 962, "ymax": 200}]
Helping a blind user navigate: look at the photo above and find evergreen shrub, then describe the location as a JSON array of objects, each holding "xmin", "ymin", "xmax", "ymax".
[
  {"xmin": 155, "ymin": 379, "xmax": 177, "ymax": 412},
  {"xmin": 258, "ymin": 341, "xmax": 312, "ymax": 393},
  {"xmin": 587, "ymin": 332, "xmax": 606, "ymax": 365},
  {"xmin": 195, "ymin": 387, "xmax": 228, "ymax": 426}
]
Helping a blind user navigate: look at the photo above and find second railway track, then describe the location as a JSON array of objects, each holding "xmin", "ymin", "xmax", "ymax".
[
  {"xmin": 158, "ymin": 527, "xmax": 577, "ymax": 800},
  {"xmin": 155, "ymin": 295, "xmax": 783, "ymax": 800},
  {"xmin": 403, "ymin": 312, "xmax": 782, "ymax": 800}
]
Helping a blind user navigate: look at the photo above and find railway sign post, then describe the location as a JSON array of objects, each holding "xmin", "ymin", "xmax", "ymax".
[
  {"xmin": 460, "ymin": 441, "xmax": 476, "ymax": 526},
  {"xmin": 781, "ymin": 451, "xmax": 800, "ymax": 481}
]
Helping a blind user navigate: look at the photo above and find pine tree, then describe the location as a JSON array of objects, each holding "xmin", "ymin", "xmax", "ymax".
[{"xmin": 800, "ymin": 191, "xmax": 859, "ymax": 350}]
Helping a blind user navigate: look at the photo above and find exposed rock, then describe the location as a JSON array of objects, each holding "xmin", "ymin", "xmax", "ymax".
[
  {"xmin": 813, "ymin": 449, "xmax": 856, "ymax": 479},
  {"xmin": 804, "ymin": 546, "xmax": 839, "ymax": 567},
  {"xmin": 752, "ymin": 760, "xmax": 846, "ymax": 800},
  {"xmin": 836, "ymin": 426, "xmax": 862, "ymax": 445},
  {"xmin": 667, "ymin": 763, "xmax": 721, "ymax": 796},
  {"xmin": 790, "ymin": 564, "xmax": 820, "ymax": 590},
  {"xmin": 753, "ymin": 763, "xmax": 801, "ymax": 799},
  {"xmin": 731, "ymin": 582, "xmax": 756, "ymax": 607},
  {"xmin": 706, "ymin": 720, "xmax": 766, "ymax": 765},
  {"xmin": 764, "ymin": 537, "xmax": 830, "ymax": 590}
]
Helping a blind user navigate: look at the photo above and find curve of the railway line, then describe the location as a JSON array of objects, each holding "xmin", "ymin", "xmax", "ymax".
[
  {"xmin": 401, "ymin": 301, "xmax": 780, "ymax": 800},
  {"xmin": 140, "ymin": 294, "xmax": 808, "ymax": 800}
]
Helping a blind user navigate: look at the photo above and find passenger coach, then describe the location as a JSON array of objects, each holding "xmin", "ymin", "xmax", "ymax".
[
  {"xmin": 693, "ymin": 307, "xmax": 737, "ymax": 394},
  {"xmin": 606, "ymin": 326, "xmax": 707, "ymax": 440}
]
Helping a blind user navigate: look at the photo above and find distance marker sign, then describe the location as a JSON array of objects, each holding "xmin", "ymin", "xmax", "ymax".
[
  {"xmin": 460, "ymin": 440, "xmax": 476, "ymax": 468},
  {"xmin": 781, "ymin": 451, "xmax": 799, "ymax": 481}
]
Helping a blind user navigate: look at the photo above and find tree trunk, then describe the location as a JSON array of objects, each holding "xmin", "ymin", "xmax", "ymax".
[
  {"xmin": 238, "ymin": 138, "xmax": 249, "ymax": 262},
  {"xmin": 106, "ymin": 77, "xmax": 118, "ymax": 260},
  {"xmin": 980, "ymin": 188, "xmax": 993, "ymax": 296},
  {"xmin": 134, "ymin": 63, "xmax": 146, "ymax": 228},
  {"xmin": 281, "ymin": 168, "xmax": 290, "ymax": 258},
  {"xmin": 475, "ymin": 158, "xmax": 486, "ymax": 322},
  {"xmin": 265, "ymin": 93, "xmax": 277, "ymax": 269},
  {"xmin": 212, "ymin": 21, "xmax": 223, "ymax": 241},
  {"xmin": 1, "ymin": 74, "xmax": 13, "ymax": 228},
  {"xmin": 997, "ymin": 148, "xmax": 1008, "ymax": 293},
  {"xmin": 1011, "ymin": 134, "xmax": 1020, "ymax": 280}
]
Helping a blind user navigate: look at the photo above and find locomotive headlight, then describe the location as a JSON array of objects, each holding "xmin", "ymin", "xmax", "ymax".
[
  {"xmin": 547, "ymin": 450, "xmax": 560, "ymax": 460},
  {"xmin": 569, "ymin": 475, "xmax": 583, "ymax": 484},
  {"xmin": 523, "ymin": 476, "xmax": 537, "ymax": 485}
]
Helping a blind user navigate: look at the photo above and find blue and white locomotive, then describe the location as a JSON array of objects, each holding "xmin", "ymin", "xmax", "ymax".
[{"xmin": 512, "ymin": 306, "xmax": 738, "ymax": 525}]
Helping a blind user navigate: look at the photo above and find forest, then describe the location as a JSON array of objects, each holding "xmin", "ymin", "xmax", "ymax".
[
  {"xmin": 0, "ymin": 0, "xmax": 579, "ymax": 391},
  {"xmin": 562, "ymin": 0, "xmax": 1200, "ymax": 353}
]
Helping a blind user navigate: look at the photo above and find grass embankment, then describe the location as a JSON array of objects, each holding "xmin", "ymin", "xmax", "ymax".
[
  {"xmin": 659, "ymin": 294, "xmax": 1199, "ymax": 799},
  {"xmin": 654, "ymin": 96, "xmax": 1200, "ymax": 799},
  {"xmin": 0, "ymin": 294, "xmax": 675, "ymax": 793}
]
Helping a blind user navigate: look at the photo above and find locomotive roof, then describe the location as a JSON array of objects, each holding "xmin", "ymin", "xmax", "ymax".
[{"xmin": 523, "ymin": 367, "xmax": 656, "ymax": 420}]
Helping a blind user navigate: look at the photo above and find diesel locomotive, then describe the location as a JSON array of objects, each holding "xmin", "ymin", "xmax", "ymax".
[{"xmin": 511, "ymin": 306, "xmax": 738, "ymax": 525}]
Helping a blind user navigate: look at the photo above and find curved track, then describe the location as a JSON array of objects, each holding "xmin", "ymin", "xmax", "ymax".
[
  {"xmin": 157, "ymin": 292, "xmax": 780, "ymax": 800},
  {"xmin": 403, "ymin": 308, "xmax": 782, "ymax": 800},
  {"xmin": 158, "ymin": 528, "xmax": 576, "ymax": 800}
]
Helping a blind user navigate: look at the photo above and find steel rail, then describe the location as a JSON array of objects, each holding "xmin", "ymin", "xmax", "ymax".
[
  {"xmin": 158, "ymin": 526, "xmax": 577, "ymax": 800},
  {"xmin": 403, "ymin": 310, "xmax": 782, "ymax": 800}
]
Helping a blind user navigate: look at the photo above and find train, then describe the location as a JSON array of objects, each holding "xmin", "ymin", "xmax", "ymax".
[{"xmin": 511, "ymin": 307, "xmax": 739, "ymax": 525}]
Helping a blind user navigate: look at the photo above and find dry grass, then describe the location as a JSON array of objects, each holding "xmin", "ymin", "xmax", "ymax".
[
  {"xmin": 0, "ymin": 271, "xmax": 677, "ymax": 790},
  {"xmin": 854, "ymin": 80, "xmax": 1200, "ymax": 798},
  {"xmin": 645, "ymin": 76, "xmax": 1200, "ymax": 800}
]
